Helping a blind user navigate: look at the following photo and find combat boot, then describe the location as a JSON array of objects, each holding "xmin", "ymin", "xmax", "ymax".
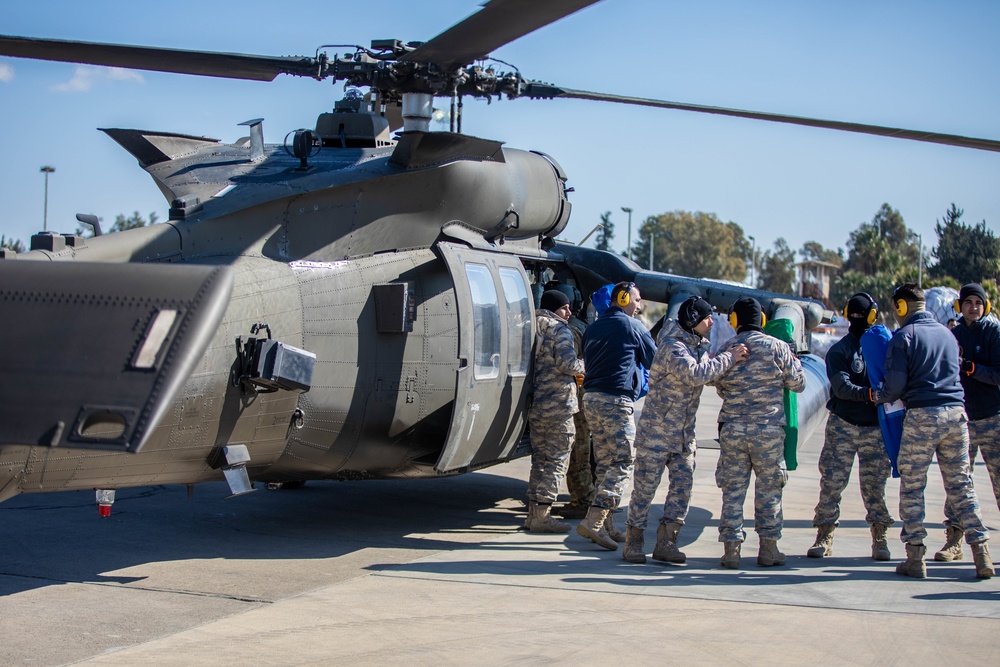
[
  {"xmin": 806, "ymin": 525, "xmax": 835, "ymax": 558},
  {"xmin": 576, "ymin": 506, "xmax": 618, "ymax": 551},
  {"xmin": 524, "ymin": 501, "xmax": 570, "ymax": 534},
  {"xmin": 651, "ymin": 522, "xmax": 686, "ymax": 564},
  {"xmin": 758, "ymin": 538, "xmax": 786, "ymax": 567},
  {"xmin": 721, "ymin": 541, "xmax": 741, "ymax": 569},
  {"xmin": 622, "ymin": 525, "xmax": 646, "ymax": 563},
  {"xmin": 553, "ymin": 501, "xmax": 588, "ymax": 520},
  {"xmin": 933, "ymin": 525, "xmax": 964, "ymax": 562},
  {"xmin": 604, "ymin": 511, "xmax": 626, "ymax": 543},
  {"xmin": 896, "ymin": 542, "xmax": 927, "ymax": 578},
  {"xmin": 971, "ymin": 541, "xmax": 995, "ymax": 579},
  {"xmin": 870, "ymin": 523, "xmax": 891, "ymax": 561}
]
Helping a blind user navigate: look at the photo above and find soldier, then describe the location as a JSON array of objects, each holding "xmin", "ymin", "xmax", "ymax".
[
  {"xmin": 545, "ymin": 282, "xmax": 595, "ymax": 520},
  {"xmin": 934, "ymin": 283, "xmax": 1000, "ymax": 563},
  {"xmin": 808, "ymin": 293, "xmax": 895, "ymax": 560},
  {"xmin": 577, "ymin": 281, "xmax": 656, "ymax": 550},
  {"xmin": 524, "ymin": 289, "xmax": 585, "ymax": 533},
  {"xmin": 714, "ymin": 297, "xmax": 805, "ymax": 568},
  {"xmin": 623, "ymin": 296, "xmax": 748, "ymax": 564},
  {"xmin": 873, "ymin": 283, "xmax": 993, "ymax": 579}
]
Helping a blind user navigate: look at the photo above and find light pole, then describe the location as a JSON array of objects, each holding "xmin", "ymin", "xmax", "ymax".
[
  {"xmin": 40, "ymin": 165, "xmax": 55, "ymax": 232},
  {"xmin": 648, "ymin": 229, "xmax": 655, "ymax": 270},
  {"xmin": 748, "ymin": 235, "xmax": 756, "ymax": 287},
  {"xmin": 621, "ymin": 206, "xmax": 633, "ymax": 260}
]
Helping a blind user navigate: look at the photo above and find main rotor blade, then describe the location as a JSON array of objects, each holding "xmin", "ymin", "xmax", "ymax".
[
  {"xmin": 400, "ymin": 0, "xmax": 603, "ymax": 69},
  {"xmin": 532, "ymin": 85, "xmax": 1000, "ymax": 153},
  {"xmin": 0, "ymin": 35, "xmax": 321, "ymax": 81}
]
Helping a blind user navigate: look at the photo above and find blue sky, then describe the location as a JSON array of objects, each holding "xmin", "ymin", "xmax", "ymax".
[{"xmin": 1, "ymin": 0, "xmax": 997, "ymax": 263}]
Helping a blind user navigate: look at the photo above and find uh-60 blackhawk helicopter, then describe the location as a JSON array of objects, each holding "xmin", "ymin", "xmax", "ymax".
[{"xmin": 1, "ymin": 0, "xmax": 998, "ymax": 514}]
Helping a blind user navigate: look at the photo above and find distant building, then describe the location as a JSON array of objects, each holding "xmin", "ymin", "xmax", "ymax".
[{"xmin": 794, "ymin": 259, "xmax": 840, "ymax": 309}]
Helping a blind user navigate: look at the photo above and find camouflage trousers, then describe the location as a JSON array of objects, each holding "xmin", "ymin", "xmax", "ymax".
[
  {"xmin": 627, "ymin": 447, "xmax": 695, "ymax": 529},
  {"xmin": 812, "ymin": 414, "xmax": 894, "ymax": 527},
  {"xmin": 716, "ymin": 422, "xmax": 787, "ymax": 542},
  {"xmin": 526, "ymin": 412, "xmax": 575, "ymax": 504},
  {"xmin": 897, "ymin": 406, "xmax": 988, "ymax": 545},
  {"xmin": 566, "ymin": 410, "xmax": 596, "ymax": 506},
  {"xmin": 943, "ymin": 412, "xmax": 1000, "ymax": 529},
  {"xmin": 582, "ymin": 392, "xmax": 636, "ymax": 511}
]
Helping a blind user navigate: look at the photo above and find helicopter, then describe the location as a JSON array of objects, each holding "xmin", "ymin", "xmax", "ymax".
[{"xmin": 1, "ymin": 0, "xmax": 998, "ymax": 512}]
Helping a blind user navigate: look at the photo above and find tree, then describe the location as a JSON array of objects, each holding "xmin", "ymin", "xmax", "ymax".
[
  {"xmin": 632, "ymin": 210, "xmax": 748, "ymax": 282},
  {"xmin": 800, "ymin": 241, "xmax": 843, "ymax": 267},
  {"xmin": 757, "ymin": 238, "xmax": 796, "ymax": 293},
  {"xmin": 0, "ymin": 234, "xmax": 25, "ymax": 253},
  {"xmin": 594, "ymin": 211, "xmax": 615, "ymax": 252},
  {"xmin": 110, "ymin": 210, "xmax": 159, "ymax": 233},
  {"xmin": 932, "ymin": 203, "xmax": 1000, "ymax": 285}
]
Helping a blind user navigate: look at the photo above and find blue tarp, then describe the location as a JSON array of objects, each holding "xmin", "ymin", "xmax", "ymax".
[{"xmin": 860, "ymin": 325, "xmax": 904, "ymax": 478}]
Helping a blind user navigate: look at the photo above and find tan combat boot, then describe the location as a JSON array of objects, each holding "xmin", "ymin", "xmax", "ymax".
[
  {"xmin": 604, "ymin": 511, "xmax": 626, "ymax": 543},
  {"xmin": 896, "ymin": 542, "xmax": 927, "ymax": 578},
  {"xmin": 721, "ymin": 541, "xmax": 741, "ymax": 569},
  {"xmin": 524, "ymin": 501, "xmax": 570, "ymax": 534},
  {"xmin": 871, "ymin": 523, "xmax": 891, "ymax": 561},
  {"xmin": 806, "ymin": 525, "xmax": 835, "ymax": 558},
  {"xmin": 933, "ymin": 525, "xmax": 964, "ymax": 561},
  {"xmin": 576, "ymin": 506, "xmax": 618, "ymax": 550},
  {"xmin": 651, "ymin": 522, "xmax": 686, "ymax": 564},
  {"xmin": 971, "ymin": 541, "xmax": 995, "ymax": 579},
  {"xmin": 622, "ymin": 525, "xmax": 646, "ymax": 563},
  {"xmin": 758, "ymin": 538, "xmax": 786, "ymax": 566}
]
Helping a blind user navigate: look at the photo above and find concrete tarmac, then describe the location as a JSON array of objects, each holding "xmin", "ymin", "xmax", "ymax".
[{"xmin": 2, "ymin": 393, "xmax": 1000, "ymax": 666}]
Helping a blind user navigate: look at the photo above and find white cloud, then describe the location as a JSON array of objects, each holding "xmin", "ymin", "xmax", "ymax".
[
  {"xmin": 0, "ymin": 63, "xmax": 13, "ymax": 83},
  {"xmin": 51, "ymin": 65, "xmax": 144, "ymax": 92}
]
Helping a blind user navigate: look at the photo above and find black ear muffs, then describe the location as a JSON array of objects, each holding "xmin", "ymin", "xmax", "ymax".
[{"xmin": 844, "ymin": 292, "xmax": 878, "ymax": 326}]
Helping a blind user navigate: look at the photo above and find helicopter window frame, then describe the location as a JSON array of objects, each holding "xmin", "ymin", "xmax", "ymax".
[
  {"xmin": 498, "ymin": 267, "xmax": 531, "ymax": 378},
  {"xmin": 464, "ymin": 263, "xmax": 502, "ymax": 381}
]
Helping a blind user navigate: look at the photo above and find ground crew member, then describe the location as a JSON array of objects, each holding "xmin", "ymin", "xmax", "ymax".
[
  {"xmin": 808, "ymin": 293, "xmax": 895, "ymax": 560},
  {"xmin": 934, "ymin": 283, "xmax": 1000, "ymax": 563},
  {"xmin": 545, "ymin": 282, "xmax": 595, "ymax": 520},
  {"xmin": 623, "ymin": 296, "xmax": 748, "ymax": 564},
  {"xmin": 577, "ymin": 281, "xmax": 656, "ymax": 550},
  {"xmin": 524, "ymin": 289, "xmax": 585, "ymax": 533},
  {"xmin": 873, "ymin": 283, "xmax": 993, "ymax": 579},
  {"xmin": 714, "ymin": 297, "xmax": 805, "ymax": 569}
]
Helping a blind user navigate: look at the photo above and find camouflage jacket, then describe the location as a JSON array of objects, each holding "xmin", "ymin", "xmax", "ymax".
[
  {"xmin": 531, "ymin": 309, "xmax": 585, "ymax": 416},
  {"xmin": 637, "ymin": 319, "xmax": 738, "ymax": 453},
  {"xmin": 715, "ymin": 329, "xmax": 805, "ymax": 425}
]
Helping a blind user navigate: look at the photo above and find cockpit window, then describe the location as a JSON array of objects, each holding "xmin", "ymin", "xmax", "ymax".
[
  {"xmin": 465, "ymin": 263, "xmax": 501, "ymax": 380},
  {"xmin": 499, "ymin": 267, "xmax": 531, "ymax": 376}
]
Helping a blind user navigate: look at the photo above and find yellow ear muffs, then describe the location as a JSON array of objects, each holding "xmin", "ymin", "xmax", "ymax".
[
  {"xmin": 846, "ymin": 293, "xmax": 879, "ymax": 326},
  {"xmin": 956, "ymin": 297, "xmax": 993, "ymax": 316},
  {"xmin": 895, "ymin": 299, "xmax": 908, "ymax": 318},
  {"xmin": 616, "ymin": 290, "xmax": 631, "ymax": 307},
  {"xmin": 729, "ymin": 311, "xmax": 765, "ymax": 329}
]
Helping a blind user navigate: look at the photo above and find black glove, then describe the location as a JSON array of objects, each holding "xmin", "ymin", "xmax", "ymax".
[{"xmin": 961, "ymin": 359, "xmax": 975, "ymax": 375}]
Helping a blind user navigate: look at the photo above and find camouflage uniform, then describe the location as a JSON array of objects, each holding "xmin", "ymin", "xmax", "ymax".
[
  {"xmin": 814, "ymin": 414, "xmax": 894, "ymax": 526},
  {"xmin": 714, "ymin": 330, "xmax": 805, "ymax": 542},
  {"xmin": 565, "ymin": 315, "xmax": 596, "ymax": 506},
  {"xmin": 583, "ymin": 392, "xmax": 636, "ymax": 510},
  {"xmin": 898, "ymin": 406, "xmax": 987, "ymax": 545},
  {"xmin": 627, "ymin": 319, "xmax": 738, "ymax": 529},
  {"xmin": 527, "ymin": 309, "xmax": 585, "ymax": 504}
]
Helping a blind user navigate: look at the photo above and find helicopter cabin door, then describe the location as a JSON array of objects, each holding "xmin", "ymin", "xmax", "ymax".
[{"xmin": 435, "ymin": 243, "xmax": 534, "ymax": 472}]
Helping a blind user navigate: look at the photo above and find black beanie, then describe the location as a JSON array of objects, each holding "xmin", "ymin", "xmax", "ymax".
[
  {"xmin": 732, "ymin": 296, "xmax": 763, "ymax": 331},
  {"xmin": 846, "ymin": 293, "xmax": 875, "ymax": 320},
  {"xmin": 959, "ymin": 283, "xmax": 988, "ymax": 307},
  {"xmin": 540, "ymin": 289, "xmax": 570, "ymax": 313},
  {"xmin": 679, "ymin": 296, "xmax": 715, "ymax": 333}
]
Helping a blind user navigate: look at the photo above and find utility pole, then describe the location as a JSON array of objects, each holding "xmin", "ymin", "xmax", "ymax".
[
  {"xmin": 748, "ymin": 235, "xmax": 756, "ymax": 287},
  {"xmin": 648, "ymin": 230, "xmax": 655, "ymax": 270},
  {"xmin": 40, "ymin": 165, "xmax": 55, "ymax": 232},
  {"xmin": 917, "ymin": 233, "xmax": 923, "ymax": 288},
  {"xmin": 621, "ymin": 206, "xmax": 633, "ymax": 261}
]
